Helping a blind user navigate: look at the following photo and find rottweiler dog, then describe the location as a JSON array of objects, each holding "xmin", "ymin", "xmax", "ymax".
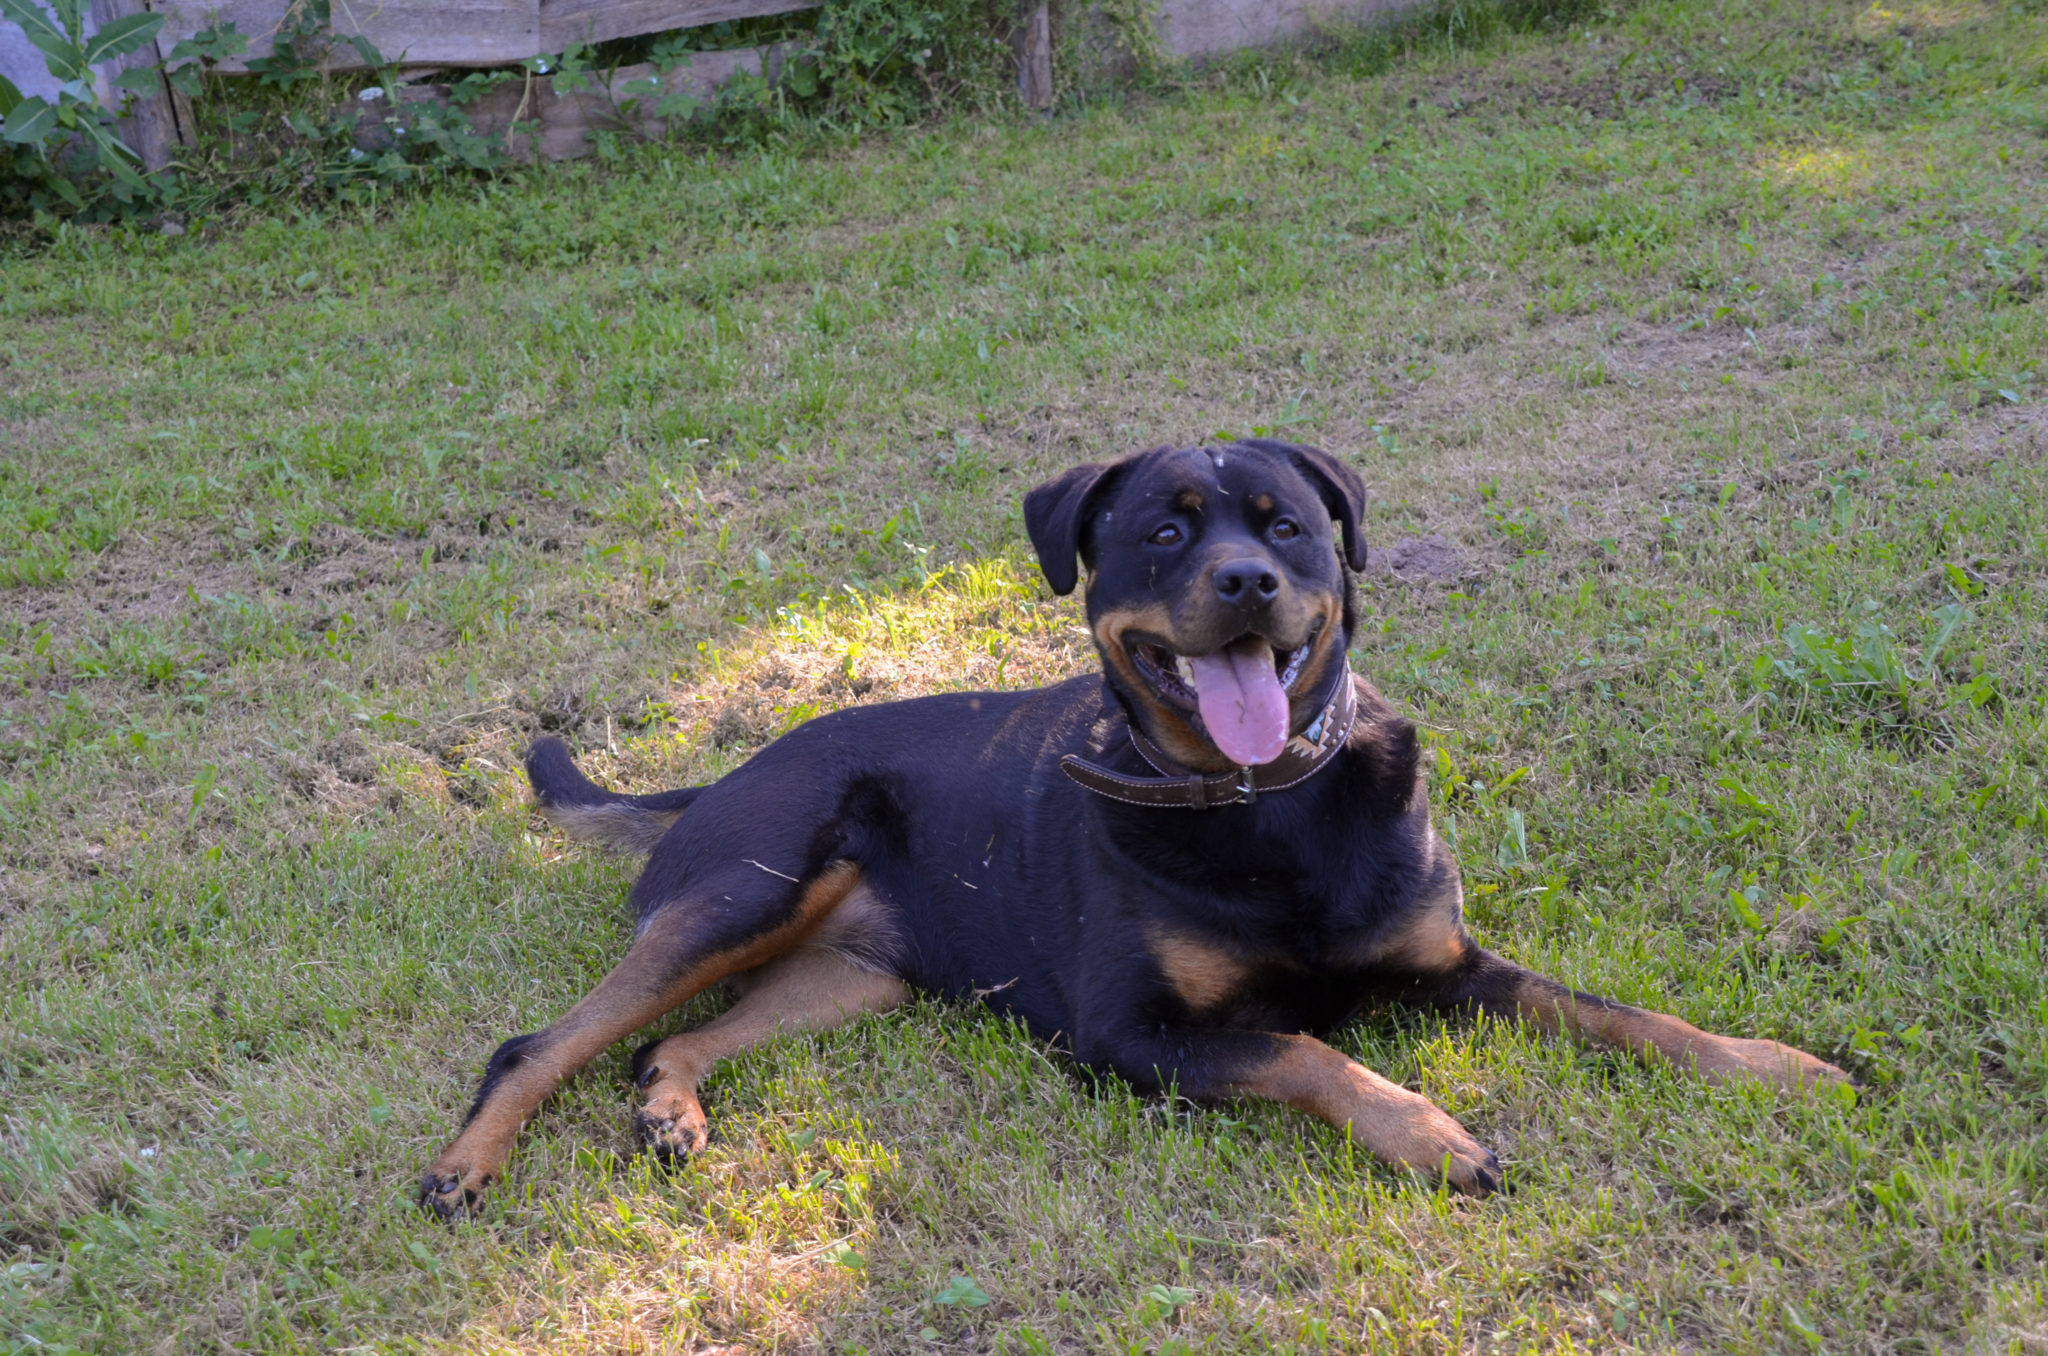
[{"xmin": 419, "ymin": 439, "xmax": 1850, "ymax": 1218}]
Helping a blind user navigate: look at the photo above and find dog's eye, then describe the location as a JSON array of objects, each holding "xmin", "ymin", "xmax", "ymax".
[
  {"xmin": 1147, "ymin": 524, "xmax": 1183, "ymax": 546},
  {"xmin": 1270, "ymin": 518, "xmax": 1300, "ymax": 541}
]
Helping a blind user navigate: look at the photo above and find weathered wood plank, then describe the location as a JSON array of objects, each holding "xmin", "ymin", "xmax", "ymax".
[
  {"xmin": 147, "ymin": 0, "xmax": 818, "ymax": 71},
  {"xmin": 154, "ymin": 0, "xmax": 542, "ymax": 72},
  {"xmin": 2, "ymin": 1, "xmax": 186, "ymax": 170},
  {"xmin": 538, "ymin": 0, "xmax": 814, "ymax": 52},
  {"xmin": 385, "ymin": 74, "xmax": 539, "ymax": 158},
  {"xmin": 98, "ymin": 0, "xmax": 185, "ymax": 171},
  {"xmin": 375, "ymin": 47, "xmax": 772, "ymax": 161},
  {"xmin": 1016, "ymin": 1, "xmax": 1050, "ymax": 109},
  {"xmin": 532, "ymin": 48, "xmax": 768, "ymax": 158},
  {"xmin": 1156, "ymin": 0, "xmax": 1406, "ymax": 59}
]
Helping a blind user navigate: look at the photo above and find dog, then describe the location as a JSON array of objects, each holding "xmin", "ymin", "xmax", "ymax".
[{"xmin": 419, "ymin": 439, "xmax": 1851, "ymax": 1218}]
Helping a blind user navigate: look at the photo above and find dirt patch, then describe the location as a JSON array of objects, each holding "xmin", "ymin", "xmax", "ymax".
[
  {"xmin": 1364, "ymin": 534, "xmax": 1472, "ymax": 584},
  {"xmin": 1973, "ymin": 402, "xmax": 2048, "ymax": 457},
  {"xmin": 3, "ymin": 532, "xmax": 260, "ymax": 639},
  {"xmin": 1, "ymin": 524, "xmax": 397, "ymax": 645},
  {"xmin": 1606, "ymin": 323, "xmax": 1752, "ymax": 377},
  {"xmin": 1424, "ymin": 50, "xmax": 1741, "ymax": 122},
  {"xmin": 4, "ymin": 502, "xmax": 594, "ymax": 648}
]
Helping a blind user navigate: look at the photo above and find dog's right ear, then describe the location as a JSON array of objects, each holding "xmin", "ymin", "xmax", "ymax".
[{"xmin": 1023, "ymin": 461, "xmax": 1117, "ymax": 596}]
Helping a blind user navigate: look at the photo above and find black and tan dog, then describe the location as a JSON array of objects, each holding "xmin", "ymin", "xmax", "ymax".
[{"xmin": 419, "ymin": 439, "xmax": 1849, "ymax": 1218}]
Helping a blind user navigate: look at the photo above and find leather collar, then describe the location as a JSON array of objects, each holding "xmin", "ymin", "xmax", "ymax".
[{"xmin": 1060, "ymin": 670, "xmax": 1359, "ymax": 809}]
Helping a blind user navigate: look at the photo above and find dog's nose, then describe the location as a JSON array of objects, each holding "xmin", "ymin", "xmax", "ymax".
[{"xmin": 1213, "ymin": 558, "xmax": 1281, "ymax": 607}]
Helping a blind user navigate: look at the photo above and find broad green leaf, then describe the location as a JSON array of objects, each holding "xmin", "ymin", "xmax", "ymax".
[
  {"xmin": 0, "ymin": 0, "xmax": 69, "ymax": 53},
  {"xmin": 81, "ymin": 10, "xmax": 164, "ymax": 67},
  {"xmin": 933, "ymin": 1275, "xmax": 991, "ymax": 1307},
  {"xmin": 1, "ymin": 94, "xmax": 57, "ymax": 144},
  {"xmin": 21, "ymin": 27, "xmax": 86, "ymax": 82},
  {"xmin": 76, "ymin": 117, "xmax": 143, "ymax": 170},
  {"xmin": 113, "ymin": 65, "xmax": 161, "ymax": 94},
  {"xmin": 1727, "ymin": 888, "xmax": 1766, "ymax": 934},
  {"xmin": 0, "ymin": 71, "xmax": 21, "ymax": 117},
  {"xmin": 345, "ymin": 33, "xmax": 384, "ymax": 68},
  {"xmin": 1144, "ymin": 1284, "xmax": 1197, "ymax": 1317},
  {"xmin": 169, "ymin": 24, "xmax": 248, "ymax": 63}
]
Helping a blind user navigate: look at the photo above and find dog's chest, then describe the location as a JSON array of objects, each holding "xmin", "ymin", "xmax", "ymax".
[{"xmin": 1142, "ymin": 877, "xmax": 1432, "ymax": 1027}]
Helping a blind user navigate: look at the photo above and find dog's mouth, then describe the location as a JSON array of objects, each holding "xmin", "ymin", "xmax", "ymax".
[{"xmin": 1128, "ymin": 623, "xmax": 1321, "ymax": 767}]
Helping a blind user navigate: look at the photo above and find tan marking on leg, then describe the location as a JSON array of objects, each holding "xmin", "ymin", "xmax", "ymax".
[
  {"xmin": 1505, "ymin": 970, "xmax": 1852, "ymax": 1092},
  {"xmin": 1149, "ymin": 929, "xmax": 1252, "ymax": 1013},
  {"xmin": 421, "ymin": 861, "xmax": 863, "ymax": 1216},
  {"xmin": 1228, "ymin": 1033, "xmax": 1500, "ymax": 1195},
  {"xmin": 636, "ymin": 942, "xmax": 906, "ymax": 1157}
]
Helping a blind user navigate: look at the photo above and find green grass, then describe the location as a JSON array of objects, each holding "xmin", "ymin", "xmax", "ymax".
[{"xmin": 3, "ymin": 0, "xmax": 2046, "ymax": 1349}]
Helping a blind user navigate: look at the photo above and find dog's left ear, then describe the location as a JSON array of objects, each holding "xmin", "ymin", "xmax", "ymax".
[
  {"xmin": 1238, "ymin": 439, "xmax": 1369, "ymax": 572},
  {"xmin": 1023, "ymin": 460, "xmax": 1117, "ymax": 596}
]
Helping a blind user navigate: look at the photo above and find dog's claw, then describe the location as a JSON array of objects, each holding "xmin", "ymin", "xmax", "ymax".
[
  {"xmin": 417, "ymin": 1171, "xmax": 478, "ymax": 1222},
  {"xmin": 1453, "ymin": 1147, "xmax": 1505, "ymax": 1198},
  {"xmin": 1439, "ymin": 1140, "xmax": 1504, "ymax": 1198}
]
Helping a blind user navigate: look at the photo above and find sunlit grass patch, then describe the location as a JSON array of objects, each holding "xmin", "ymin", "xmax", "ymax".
[
  {"xmin": 449, "ymin": 1122, "xmax": 893, "ymax": 1353},
  {"xmin": 1765, "ymin": 144, "xmax": 1883, "ymax": 199},
  {"xmin": 1852, "ymin": 0, "xmax": 1994, "ymax": 38},
  {"xmin": 548, "ymin": 556, "xmax": 1090, "ymax": 802},
  {"xmin": 707, "ymin": 556, "xmax": 1083, "ymax": 707}
]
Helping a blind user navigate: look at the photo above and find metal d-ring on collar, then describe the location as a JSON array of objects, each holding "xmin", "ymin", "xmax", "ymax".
[{"xmin": 1058, "ymin": 670, "xmax": 1360, "ymax": 810}]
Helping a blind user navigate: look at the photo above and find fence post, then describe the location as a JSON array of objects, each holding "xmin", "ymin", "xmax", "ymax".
[
  {"xmin": 91, "ymin": 0, "xmax": 187, "ymax": 171},
  {"xmin": 1017, "ymin": 0, "xmax": 1050, "ymax": 109}
]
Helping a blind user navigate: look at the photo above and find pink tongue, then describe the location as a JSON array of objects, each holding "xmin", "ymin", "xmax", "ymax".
[{"xmin": 1187, "ymin": 641, "xmax": 1291, "ymax": 767}]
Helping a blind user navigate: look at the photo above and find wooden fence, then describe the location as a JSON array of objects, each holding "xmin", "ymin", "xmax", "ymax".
[
  {"xmin": 140, "ymin": 0, "xmax": 822, "ymax": 71},
  {"xmin": 4, "ymin": 0, "xmax": 1035, "ymax": 166},
  {"xmin": 4, "ymin": 0, "xmax": 1394, "ymax": 169}
]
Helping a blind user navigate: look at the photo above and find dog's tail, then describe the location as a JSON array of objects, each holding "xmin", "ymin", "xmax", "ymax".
[{"xmin": 525, "ymin": 737, "xmax": 704, "ymax": 854}]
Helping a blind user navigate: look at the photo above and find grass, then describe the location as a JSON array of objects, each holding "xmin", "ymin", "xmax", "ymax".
[{"xmin": 2, "ymin": 0, "xmax": 2046, "ymax": 1349}]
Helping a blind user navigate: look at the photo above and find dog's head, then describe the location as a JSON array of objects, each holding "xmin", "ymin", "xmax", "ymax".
[{"xmin": 1025, "ymin": 440, "xmax": 1367, "ymax": 772}]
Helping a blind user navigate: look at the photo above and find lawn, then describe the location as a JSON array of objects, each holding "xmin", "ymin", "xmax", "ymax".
[{"xmin": 2, "ymin": 0, "xmax": 2045, "ymax": 1349}]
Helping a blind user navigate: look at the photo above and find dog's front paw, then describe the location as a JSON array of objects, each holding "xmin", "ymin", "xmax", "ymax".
[
  {"xmin": 1410, "ymin": 1111, "xmax": 1503, "ymax": 1198},
  {"xmin": 417, "ymin": 1163, "xmax": 492, "ymax": 1222},
  {"xmin": 635, "ymin": 1086, "xmax": 709, "ymax": 1163},
  {"xmin": 1357, "ymin": 1092, "xmax": 1503, "ymax": 1198},
  {"xmin": 1702, "ymin": 1038, "xmax": 1858, "ymax": 1094}
]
